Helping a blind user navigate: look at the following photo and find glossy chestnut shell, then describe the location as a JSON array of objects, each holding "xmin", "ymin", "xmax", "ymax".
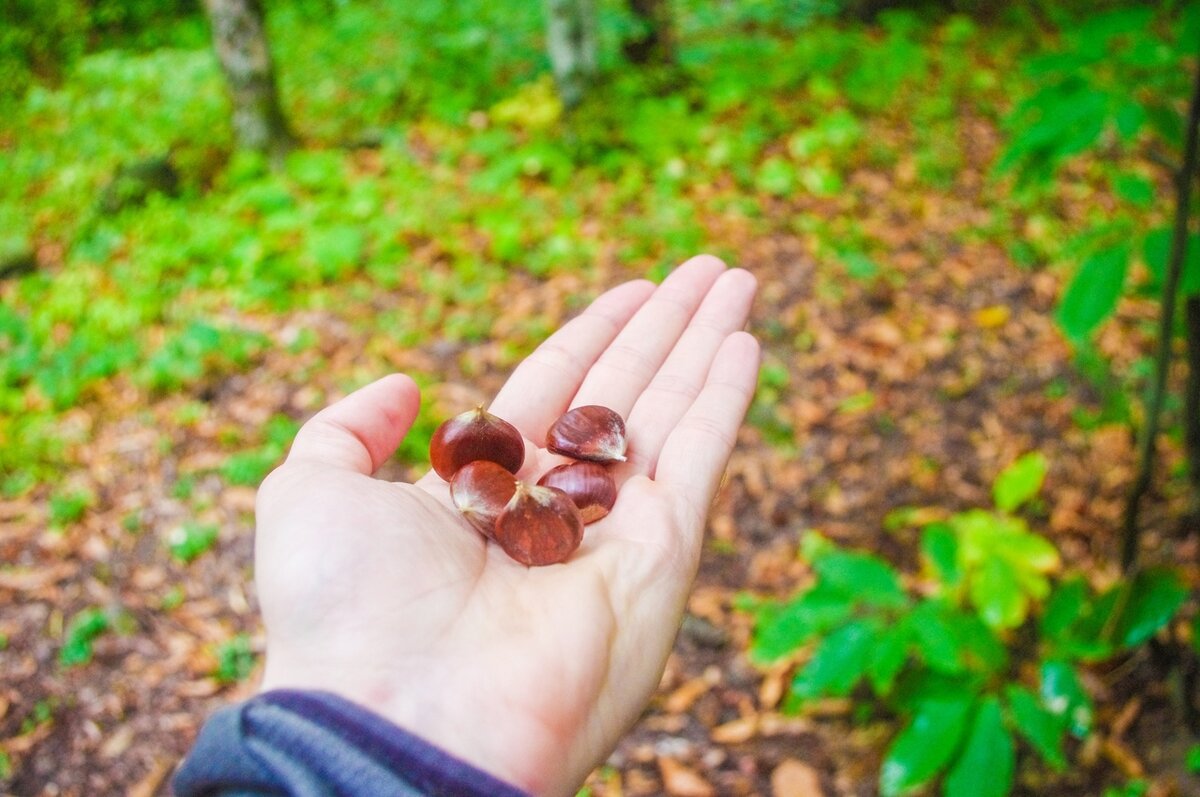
[
  {"xmin": 537, "ymin": 461, "xmax": 616, "ymax": 524},
  {"xmin": 545, "ymin": 405, "xmax": 627, "ymax": 463},
  {"xmin": 450, "ymin": 460, "xmax": 519, "ymax": 540},
  {"xmin": 494, "ymin": 483, "xmax": 584, "ymax": 566},
  {"xmin": 430, "ymin": 406, "xmax": 524, "ymax": 480}
]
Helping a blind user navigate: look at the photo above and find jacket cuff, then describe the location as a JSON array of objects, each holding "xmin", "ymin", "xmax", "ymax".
[{"xmin": 172, "ymin": 689, "xmax": 532, "ymax": 797}]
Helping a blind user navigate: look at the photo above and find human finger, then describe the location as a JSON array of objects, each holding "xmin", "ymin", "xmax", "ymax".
[
  {"xmin": 654, "ymin": 332, "xmax": 760, "ymax": 531},
  {"xmin": 623, "ymin": 268, "xmax": 757, "ymax": 476},
  {"xmin": 284, "ymin": 373, "xmax": 421, "ymax": 475},
  {"xmin": 489, "ymin": 279, "xmax": 655, "ymax": 442},
  {"xmin": 568, "ymin": 254, "xmax": 728, "ymax": 417}
]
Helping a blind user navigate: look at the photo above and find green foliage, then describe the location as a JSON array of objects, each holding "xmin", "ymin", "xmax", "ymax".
[
  {"xmin": 996, "ymin": 3, "xmax": 1196, "ymax": 375},
  {"xmin": 59, "ymin": 607, "xmax": 111, "ymax": 667},
  {"xmin": 747, "ymin": 360, "xmax": 794, "ymax": 450},
  {"xmin": 49, "ymin": 489, "xmax": 93, "ymax": 528},
  {"xmin": 1103, "ymin": 781, "xmax": 1148, "ymax": 797},
  {"xmin": 167, "ymin": 522, "xmax": 219, "ymax": 563},
  {"xmin": 221, "ymin": 414, "xmax": 299, "ymax": 487},
  {"xmin": 744, "ymin": 451, "xmax": 1185, "ymax": 796},
  {"xmin": 213, "ymin": 634, "xmax": 256, "ymax": 684},
  {"xmin": 992, "ymin": 452, "xmax": 1047, "ymax": 513},
  {"xmin": 142, "ymin": 323, "xmax": 268, "ymax": 394}
]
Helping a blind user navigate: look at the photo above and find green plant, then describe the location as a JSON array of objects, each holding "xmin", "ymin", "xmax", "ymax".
[
  {"xmin": 59, "ymin": 607, "xmax": 111, "ymax": 667},
  {"xmin": 743, "ymin": 452, "xmax": 1187, "ymax": 796},
  {"xmin": 213, "ymin": 634, "xmax": 256, "ymax": 684},
  {"xmin": 167, "ymin": 522, "xmax": 219, "ymax": 563},
  {"xmin": 996, "ymin": 4, "xmax": 1200, "ymax": 546},
  {"xmin": 220, "ymin": 414, "xmax": 299, "ymax": 487},
  {"xmin": 49, "ymin": 489, "xmax": 92, "ymax": 528},
  {"xmin": 1103, "ymin": 780, "xmax": 1148, "ymax": 797}
]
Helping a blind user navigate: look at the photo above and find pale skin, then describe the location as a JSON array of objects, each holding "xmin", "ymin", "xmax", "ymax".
[{"xmin": 255, "ymin": 255, "xmax": 760, "ymax": 796}]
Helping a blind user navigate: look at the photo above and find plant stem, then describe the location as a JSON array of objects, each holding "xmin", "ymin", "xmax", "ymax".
[{"xmin": 1120, "ymin": 56, "xmax": 1200, "ymax": 571}]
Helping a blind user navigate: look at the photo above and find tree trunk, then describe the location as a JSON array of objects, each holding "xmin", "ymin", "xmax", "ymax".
[
  {"xmin": 543, "ymin": 0, "xmax": 597, "ymax": 110},
  {"xmin": 1121, "ymin": 58, "xmax": 1200, "ymax": 571},
  {"xmin": 1186, "ymin": 296, "xmax": 1200, "ymax": 515},
  {"xmin": 203, "ymin": 0, "xmax": 294, "ymax": 163},
  {"xmin": 623, "ymin": 0, "xmax": 674, "ymax": 66}
]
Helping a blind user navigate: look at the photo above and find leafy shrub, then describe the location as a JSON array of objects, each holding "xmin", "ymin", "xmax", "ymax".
[
  {"xmin": 996, "ymin": 6, "xmax": 1199, "ymax": 343},
  {"xmin": 742, "ymin": 453, "xmax": 1187, "ymax": 796}
]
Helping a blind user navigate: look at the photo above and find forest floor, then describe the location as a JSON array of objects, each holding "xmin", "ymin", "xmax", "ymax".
[{"xmin": 2, "ymin": 55, "xmax": 1199, "ymax": 797}]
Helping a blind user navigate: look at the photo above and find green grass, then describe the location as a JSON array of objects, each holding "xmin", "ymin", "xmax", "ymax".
[{"xmin": 0, "ymin": 1, "xmax": 1159, "ymax": 498}]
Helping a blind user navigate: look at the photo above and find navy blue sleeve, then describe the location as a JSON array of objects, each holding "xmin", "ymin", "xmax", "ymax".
[{"xmin": 172, "ymin": 689, "xmax": 532, "ymax": 797}]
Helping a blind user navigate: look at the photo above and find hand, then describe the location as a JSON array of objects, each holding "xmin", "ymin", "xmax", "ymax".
[{"xmin": 254, "ymin": 256, "xmax": 760, "ymax": 796}]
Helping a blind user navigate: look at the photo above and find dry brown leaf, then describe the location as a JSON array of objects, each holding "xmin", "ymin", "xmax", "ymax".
[
  {"xmin": 658, "ymin": 758, "xmax": 715, "ymax": 797},
  {"xmin": 771, "ymin": 758, "xmax": 825, "ymax": 797},
  {"xmin": 665, "ymin": 677, "xmax": 711, "ymax": 715},
  {"xmin": 0, "ymin": 563, "xmax": 76, "ymax": 592},
  {"xmin": 1103, "ymin": 736, "xmax": 1145, "ymax": 778},
  {"xmin": 127, "ymin": 756, "xmax": 173, "ymax": 797},
  {"xmin": 710, "ymin": 714, "xmax": 758, "ymax": 744}
]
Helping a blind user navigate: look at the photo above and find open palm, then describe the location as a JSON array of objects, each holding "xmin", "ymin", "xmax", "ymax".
[{"xmin": 254, "ymin": 256, "xmax": 760, "ymax": 796}]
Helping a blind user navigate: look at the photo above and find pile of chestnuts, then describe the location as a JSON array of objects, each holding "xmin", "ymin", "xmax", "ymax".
[{"xmin": 430, "ymin": 404, "xmax": 627, "ymax": 566}]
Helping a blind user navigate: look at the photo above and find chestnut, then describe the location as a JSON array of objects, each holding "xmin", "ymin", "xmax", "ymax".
[
  {"xmin": 494, "ymin": 482, "xmax": 584, "ymax": 566},
  {"xmin": 537, "ymin": 461, "xmax": 616, "ymax": 524},
  {"xmin": 430, "ymin": 406, "xmax": 524, "ymax": 480},
  {"xmin": 450, "ymin": 460, "xmax": 518, "ymax": 540},
  {"xmin": 546, "ymin": 405, "xmax": 627, "ymax": 463}
]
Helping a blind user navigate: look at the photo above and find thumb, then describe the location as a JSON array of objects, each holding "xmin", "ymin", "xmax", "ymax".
[{"xmin": 285, "ymin": 373, "xmax": 421, "ymax": 474}]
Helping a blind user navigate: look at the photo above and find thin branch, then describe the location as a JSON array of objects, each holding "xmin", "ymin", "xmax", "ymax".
[{"xmin": 1120, "ymin": 54, "xmax": 1200, "ymax": 571}]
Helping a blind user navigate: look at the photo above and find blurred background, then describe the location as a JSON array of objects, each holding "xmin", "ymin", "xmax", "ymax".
[{"xmin": 1, "ymin": 0, "xmax": 1199, "ymax": 794}]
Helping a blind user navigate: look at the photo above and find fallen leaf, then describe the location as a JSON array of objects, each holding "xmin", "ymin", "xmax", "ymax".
[
  {"xmin": 771, "ymin": 758, "xmax": 825, "ymax": 797},
  {"xmin": 659, "ymin": 758, "xmax": 715, "ymax": 797},
  {"xmin": 711, "ymin": 714, "xmax": 759, "ymax": 744}
]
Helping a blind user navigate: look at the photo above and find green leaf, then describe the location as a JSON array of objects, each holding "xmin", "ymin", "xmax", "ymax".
[
  {"xmin": 970, "ymin": 557, "xmax": 1028, "ymax": 630},
  {"xmin": 944, "ymin": 696, "xmax": 1014, "ymax": 797},
  {"xmin": 880, "ymin": 694, "xmax": 974, "ymax": 796},
  {"xmin": 812, "ymin": 550, "xmax": 908, "ymax": 609},
  {"xmin": 755, "ymin": 157, "xmax": 795, "ymax": 197},
  {"xmin": 791, "ymin": 618, "xmax": 880, "ymax": 701},
  {"xmin": 750, "ymin": 585, "xmax": 855, "ymax": 663},
  {"xmin": 1113, "ymin": 102, "xmax": 1146, "ymax": 143},
  {"xmin": 1112, "ymin": 174, "xmax": 1154, "ymax": 209},
  {"xmin": 993, "ymin": 451, "xmax": 1048, "ymax": 512},
  {"xmin": 1040, "ymin": 659, "xmax": 1093, "ymax": 738},
  {"xmin": 1113, "ymin": 568, "xmax": 1187, "ymax": 648},
  {"xmin": 1040, "ymin": 576, "xmax": 1089, "ymax": 640},
  {"xmin": 60, "ymin": 608, "xmax": 111, "ymax": 667},
  {"xmin": 907, "ymin": 601, "xmax": 965, "ymax": 673},
  {"xmin": 867, "ymin": 623, "xmax": 911, "ymax": 695},
  {"xmin": 907, "ymin": 600, "xmax": 1008, "ymax": 676},
  {"xmin": 1142, "ymin": 227, "xmax": 1200, "ymax": 298},
  {"xmin": 1005, "ymin": 684, "xmax": 1067, "ymax": 770},
  {"xmin": 1056, "ymin": 246, "xmax": 1130, "ymax": 342},
  {"xmin": 921, "ymin": 522, "xmax": 961, "ymax": 589}
]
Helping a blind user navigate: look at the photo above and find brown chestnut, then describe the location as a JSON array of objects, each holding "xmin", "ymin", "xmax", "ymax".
[
  {"xmin": 537, "ymin": 461, "xmax": 616, "ymax": 524},
  {"xmin": 450, "ymin": 460, "xmax": 518, "ymax": 540},
  {"xmin": 546, "ymin": 405, "xmax": 627, "ymax": 463},
  {"xmin": 494, "ymin": 482, "xmax": 584, "ymax": 566},
  {"xmin": 430, "ymin": 406, "xmax": 524, "ymax": 480}
]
